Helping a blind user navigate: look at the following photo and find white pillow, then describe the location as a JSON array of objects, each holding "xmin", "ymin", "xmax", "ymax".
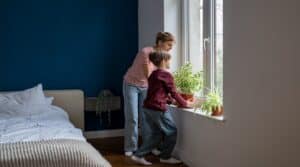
[{"xmin": 0, "ymin": 84, "xmax": 48, "ymax": 105}]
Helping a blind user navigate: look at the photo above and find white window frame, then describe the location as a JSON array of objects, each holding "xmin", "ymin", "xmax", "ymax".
[
  {"xmin": 181, "ymin": 0, "xmax": 220, "ymax": 93},
  {"xmin": 181, "ymin": 0, "xmax": 190, "ymax": 64}
]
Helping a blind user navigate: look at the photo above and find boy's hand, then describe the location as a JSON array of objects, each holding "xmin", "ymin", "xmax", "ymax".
[{"xmin": 177, "ymin": 98, "xmax": 196, "ymax": 108}]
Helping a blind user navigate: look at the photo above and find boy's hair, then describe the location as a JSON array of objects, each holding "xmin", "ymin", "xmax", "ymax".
[
  {"xmin": 155, "ymin": 32, "xmax": 175, "ymax": 45},
  {"xmin": 149, "ymin": 51, "xmax": 171, "ymax": 67}
]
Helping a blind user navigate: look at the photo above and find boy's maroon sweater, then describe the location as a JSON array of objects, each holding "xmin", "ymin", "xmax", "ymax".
[{"xmin": 144, "ymin": 69, "xmax": 188, "ymax": 111}]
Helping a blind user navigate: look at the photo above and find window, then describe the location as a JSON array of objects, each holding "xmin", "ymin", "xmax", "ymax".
[{"xmin": 182, "ymin": 0, "xmax": 223, "ymax": 95}]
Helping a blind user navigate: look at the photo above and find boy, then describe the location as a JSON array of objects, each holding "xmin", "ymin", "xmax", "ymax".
[{"xmin": 131, "ymin": 51, "xmax": 194, "ymax": 165}]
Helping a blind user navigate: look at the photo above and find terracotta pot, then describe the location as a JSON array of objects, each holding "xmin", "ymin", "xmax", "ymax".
[
  {"xmin": 211, "ymin": 106, "xmax": 224, "ymax": 116},
  {"xmin": 179, "ymin": 93, "xmax": 195, "ymax": 101}
]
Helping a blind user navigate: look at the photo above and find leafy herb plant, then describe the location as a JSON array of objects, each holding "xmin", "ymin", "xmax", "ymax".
[
  {"xmin": 201, "ymin": 88, "xmax": 223, "ymax": 114},
  {"xmin": 173, "ymin": 63, "xmax": 204, "ymax": 95}
]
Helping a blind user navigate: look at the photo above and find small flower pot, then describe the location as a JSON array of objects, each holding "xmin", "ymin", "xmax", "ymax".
[
  {"xmin": 211, "ymin": 106, "xmax": 224, "ymax": 116},
  {"xmin": 179, "ymin": 93, "xmax": 195, "ymax": 101}
]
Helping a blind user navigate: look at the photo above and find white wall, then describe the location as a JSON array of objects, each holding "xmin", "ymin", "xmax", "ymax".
[
  {"xmin": 164, "ymin": 0, "xmax": 182, "ymax": 71},
  {"xmin": 138, "ymin": 0, "xmax": 164, "ymax": 49},
  {"xmin": 139, "ymin": 0, "xmax": 181, "ymax": 71},
  {"xmin": 172, "ymin": 0, "xmax": 300, "ymax": 167}
]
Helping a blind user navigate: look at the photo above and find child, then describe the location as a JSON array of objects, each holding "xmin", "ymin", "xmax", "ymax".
[{"xmin": 131, "ymin": 51, "xmax": 194, "ymax": 165}]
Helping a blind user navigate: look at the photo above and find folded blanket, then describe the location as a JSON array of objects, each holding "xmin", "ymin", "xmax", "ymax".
[{"xmin": 0, "ymin": 139, "xmax": 111, "ymax": 167}]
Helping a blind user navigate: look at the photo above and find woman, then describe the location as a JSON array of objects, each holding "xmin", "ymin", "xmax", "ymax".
[{"xmin": 123, "ymin": 32, "xmax": 175, "ymax": 156}]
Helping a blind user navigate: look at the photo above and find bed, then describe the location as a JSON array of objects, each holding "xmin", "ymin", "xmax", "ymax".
[{"xmin": 0, "ymin": 85, "xmax": 111, "ymax": 167}]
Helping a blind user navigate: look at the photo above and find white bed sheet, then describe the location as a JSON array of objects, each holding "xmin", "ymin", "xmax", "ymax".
[{"xmin": 0, "ymin": 104, "xmax": 85, "ymax": 144}]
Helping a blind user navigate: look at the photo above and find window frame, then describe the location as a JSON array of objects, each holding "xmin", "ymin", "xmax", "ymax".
[
  {"xmin": 181, "ymin": 0, "xmax": 220, "ymax": 94},
  {"xmin": 181, "ymin": 0, "xmax": 190, "ymax": 64}
]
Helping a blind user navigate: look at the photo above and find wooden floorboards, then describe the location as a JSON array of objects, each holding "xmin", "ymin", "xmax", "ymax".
[{"xmin": 88, "ymin": 137, "xmax": 189, "ymax": 167}]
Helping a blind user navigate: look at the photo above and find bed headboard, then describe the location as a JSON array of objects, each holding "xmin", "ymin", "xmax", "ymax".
[{"xmin": 44, "ymin": 90, "xmax": 84, "ymax": 130}]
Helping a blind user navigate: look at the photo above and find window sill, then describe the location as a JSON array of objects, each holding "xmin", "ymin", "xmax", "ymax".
[{"xmin": 168, "ymin": 105, "xmax": 225, "ymax": 122}]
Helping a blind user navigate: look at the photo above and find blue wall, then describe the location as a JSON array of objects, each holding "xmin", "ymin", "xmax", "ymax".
[
  {"xmin": 0, "ymin": 0, "xmax": 138, "ymax": 97},
  {"xmin": 0, "ymin": 0, "xmax": 137, "ymax": 130}
]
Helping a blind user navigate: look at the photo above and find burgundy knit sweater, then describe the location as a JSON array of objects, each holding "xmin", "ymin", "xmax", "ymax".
[{"xmin": 144, "ymin": 69, "xmax": 188, "ymax": 111}]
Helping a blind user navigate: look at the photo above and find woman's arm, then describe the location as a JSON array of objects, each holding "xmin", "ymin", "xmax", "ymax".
[
  {"xmin": 141, "ymin": 50, "xmax": 152, "ymax": 78},
  {"xmin": 143, "ymin": 64, "xmax": 150, "ymax": 77}
]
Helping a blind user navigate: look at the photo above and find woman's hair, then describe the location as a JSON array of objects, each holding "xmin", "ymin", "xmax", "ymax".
[
  {"xmin": 149, "ymin": 51, "xmax": 171, "ymax": 67},
  {"xmin": 155, "ymin": 32, "xmax": 175, "ymax": 45}
]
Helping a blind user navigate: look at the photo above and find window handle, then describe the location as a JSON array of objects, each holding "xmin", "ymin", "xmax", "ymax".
[{"xmin": 203, "ymin": 38, "xmax": 210, "ymax": 55}]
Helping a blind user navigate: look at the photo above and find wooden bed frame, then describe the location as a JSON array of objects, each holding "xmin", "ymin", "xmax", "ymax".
[{"xmin": 44, "ymin": 90, "xmax": 84, "ymax": 130}]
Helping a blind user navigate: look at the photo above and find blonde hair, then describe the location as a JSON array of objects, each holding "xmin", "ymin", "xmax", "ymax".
[{"xmin": 155, "ymin": 32, "xmax": 175, "ymax": 45}]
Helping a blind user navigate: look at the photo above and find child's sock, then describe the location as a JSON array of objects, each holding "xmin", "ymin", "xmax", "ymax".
[
  {"xmin": 151, "ymin": 148, "xmax": 161, "ymax": 156},
  {"xmin": 131, "ymin": 155, "xmax": 152, "ymax": 165},
  {"xmin": 124, "ymin": 151, "xmax": 133, "ymax": 156}
]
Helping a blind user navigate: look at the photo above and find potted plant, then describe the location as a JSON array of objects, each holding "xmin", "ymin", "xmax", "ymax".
[
  {"xmin": 201, "ymin": 88, "xmax": 223, "ymax": 116},
  {"xmin": 173, "ymin": 63, "xmax": 204, "ymax": 101}
]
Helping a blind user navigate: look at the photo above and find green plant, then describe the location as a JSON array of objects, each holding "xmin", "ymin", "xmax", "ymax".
[
  {"xmin": 201, "ymin": 88, "xmax": 223, "ymax": 114},
  {"xmin": 173, "ymin": 63, "xmax": 203, "ymax": 94}
]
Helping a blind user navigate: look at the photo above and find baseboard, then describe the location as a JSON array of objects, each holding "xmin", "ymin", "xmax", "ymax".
[{"xmin": 84, "ymin": 129, "xmax": 124, "ymax": 139}]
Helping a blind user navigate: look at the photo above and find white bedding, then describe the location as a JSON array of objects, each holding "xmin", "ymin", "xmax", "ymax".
[{"xmin": 0, "ymin": 104, "xmax": 85, "ymax": 144}]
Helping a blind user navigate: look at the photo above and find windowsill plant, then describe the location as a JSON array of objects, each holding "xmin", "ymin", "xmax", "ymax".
[
  {"xmin": 173, "ymin": 63, "xmax": 223, "ymax": 116},
  {"xmin": 200, "ymin": 88, "xmax": 223, "ymax": 116},
  {"xmin": 173, "ymin": 63, "xmax": 204, "ymax": 101}
]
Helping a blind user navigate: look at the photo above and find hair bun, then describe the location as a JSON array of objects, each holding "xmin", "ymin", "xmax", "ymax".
[
  {"xmin": 156, "ymin": 32, "xmax": 164, "ymax": 37},
  {"xmin": 155, "ymin": 32, "xmax": 175, "ymax": 45}
]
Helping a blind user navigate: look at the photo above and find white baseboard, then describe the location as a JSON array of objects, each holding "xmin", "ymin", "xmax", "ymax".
[{"xmin": 84, "ymin": 129, "xmax": 124, "ymax": 139}]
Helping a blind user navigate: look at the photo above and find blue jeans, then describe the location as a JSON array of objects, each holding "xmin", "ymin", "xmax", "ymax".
[
  {"xmin": 134, "ymin": 108, "xmax": 177, "ymax": 159},
  {"xmin": 123, "ymin": 81, "xmax": 148, "ymax": 152}
]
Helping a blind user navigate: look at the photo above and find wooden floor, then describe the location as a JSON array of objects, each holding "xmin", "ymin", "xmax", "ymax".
[{"xmin": 88, "ymin": 137, "xmax": 188, "ymax": 167}]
